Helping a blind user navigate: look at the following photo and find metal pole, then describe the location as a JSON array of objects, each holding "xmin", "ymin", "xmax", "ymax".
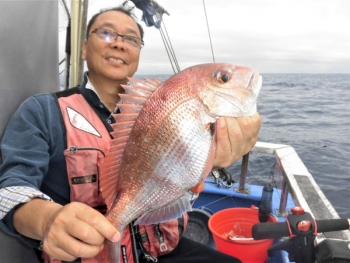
[
  {"xmin": 71, "ymin": 0, "xmax": 88, "ymax": 87},
  {"xmin": 238, "ymin": 153, "xmax": 249, "ymax": 193},
  {"xmin": 278, "ymin": 177, "xmax": 289, "ymax": 216},
  {"xmin": 78, "ymin": 0, "xmax": 89, "ymax": 84},
  {"xmin": 70, "ymin": 0, "xmax": 80, "ymax": 87},
  {"xmin": 65, "ymin": 19, "xmax": 71, "ymax": 89}
]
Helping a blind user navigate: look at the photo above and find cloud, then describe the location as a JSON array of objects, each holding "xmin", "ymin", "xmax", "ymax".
[{"xmin": 59, "ymin": 0, "xmax": 350, "ymax": 74}]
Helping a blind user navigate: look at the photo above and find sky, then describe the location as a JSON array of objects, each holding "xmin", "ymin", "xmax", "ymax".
[{"xmin": 59, "ymin": 0, "xmax": 350, "ymax": 75}]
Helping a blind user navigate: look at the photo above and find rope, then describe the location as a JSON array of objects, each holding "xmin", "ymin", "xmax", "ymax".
[
  {"xmin": 158, "ymin": 25, "xmax": 177, "ymax": 74},
  {"xmin": 154, "ymin": 16, "xmax": 180, "ymax": 74},
  {"xmin": 59, "ymin": 58, "xmax": 66, "ymax": 66},
  {"xmin": 60, "ymin": 0, "xmax": 71, "ymax": 20},
  {"xmin": 160, "ymin": 20, "xmax": 180, "ymax": 73}
]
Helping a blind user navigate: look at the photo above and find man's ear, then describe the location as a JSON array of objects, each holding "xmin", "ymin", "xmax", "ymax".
[{"xmin": 81, "ymin": 41, "xmax": 87, "ymax": 60}]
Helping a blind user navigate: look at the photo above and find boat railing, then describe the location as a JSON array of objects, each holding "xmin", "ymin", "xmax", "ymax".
[{"xmin": 239, "ymin": 141, "xmax": 350, "ymax": 242}]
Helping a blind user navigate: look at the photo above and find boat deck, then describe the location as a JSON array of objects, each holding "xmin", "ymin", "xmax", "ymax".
[{"xmin": 186, "ymin": 141, "xmax": 350, "ymax": 262}]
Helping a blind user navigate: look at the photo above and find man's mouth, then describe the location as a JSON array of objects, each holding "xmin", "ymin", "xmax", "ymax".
[{"xmin": 106, "ymin": 57, "xmax": 126, "ymax": 64}]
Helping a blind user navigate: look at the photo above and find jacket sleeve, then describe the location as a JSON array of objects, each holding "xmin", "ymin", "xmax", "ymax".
[{"xmin": 0, "ymin": 95, "xmax": 55, "ymax": 247}]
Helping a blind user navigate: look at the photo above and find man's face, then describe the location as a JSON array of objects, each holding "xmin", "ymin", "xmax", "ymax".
[{"xmin": 82, "ymin": 11, "xmax": 141, "ymax": 83}]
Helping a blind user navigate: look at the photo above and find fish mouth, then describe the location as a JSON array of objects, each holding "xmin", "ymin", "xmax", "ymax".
[{"xmin": 248, "ymin": 71, "xmax": 262, "ymax": 95}]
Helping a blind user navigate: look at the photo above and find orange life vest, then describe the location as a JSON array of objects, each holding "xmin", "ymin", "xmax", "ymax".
[{"xmin": 42, "ymin": 89, "xmax": 187, "ymax": 263}]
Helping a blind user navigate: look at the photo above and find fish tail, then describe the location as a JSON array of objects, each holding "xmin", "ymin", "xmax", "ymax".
[
  {"xmin": 106, "ymin": 240, "xmax": 121, "ymax": 263},
  {"xmin": 94, "ymin": 240, "xmax": 120, "ymax": 263}
]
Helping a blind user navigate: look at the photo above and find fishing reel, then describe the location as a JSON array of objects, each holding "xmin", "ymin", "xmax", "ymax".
[
  {"xmin": 210, "ymin": 168, "xmax": 235, "ymax": 188},
  {"xmin": 252, "ymin": 206, "xmax": 350, "ymax": 263}
]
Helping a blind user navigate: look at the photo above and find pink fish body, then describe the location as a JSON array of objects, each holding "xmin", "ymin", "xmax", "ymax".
[{"xmin": 97, "ymin": 63, "xmax": 262, "ymax": 262}]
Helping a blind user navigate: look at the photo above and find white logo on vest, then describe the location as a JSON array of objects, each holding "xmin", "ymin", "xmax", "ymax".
[{"xmin": 67, "ymin": 107, "xmax": 101, "ymax": 137}]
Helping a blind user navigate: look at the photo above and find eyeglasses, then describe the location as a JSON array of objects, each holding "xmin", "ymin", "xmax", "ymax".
[{"xmin": 89, "ymin": 28, "xmax": 144, "ymax": 49}]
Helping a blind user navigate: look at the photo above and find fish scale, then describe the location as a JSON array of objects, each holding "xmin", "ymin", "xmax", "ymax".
[{"xmin": 95, "ymin": 63, "xmax": 262, "ymax": 262}]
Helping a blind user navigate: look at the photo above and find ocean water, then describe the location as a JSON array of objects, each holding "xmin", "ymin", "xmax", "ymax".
[
  {"xmin": 61, "ymin": 73, "xmax": 349, "ymax": 218},
  {"xmin": 253, "ymin": 73, "xmax": 349, "ymax": 219},
  {"xmin": 134, "ymin": 73, "xmax": 350, "ymax": 218}
]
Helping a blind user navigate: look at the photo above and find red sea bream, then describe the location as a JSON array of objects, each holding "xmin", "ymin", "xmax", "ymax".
[{"xmin": 97, "ymin": 63, "xmax": 262, "ymax": 262}]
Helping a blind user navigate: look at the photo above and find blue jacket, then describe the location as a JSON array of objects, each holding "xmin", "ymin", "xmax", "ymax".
[{"xmin": 0, "ymin": 73, "xmax": 116, "ymax": 247}]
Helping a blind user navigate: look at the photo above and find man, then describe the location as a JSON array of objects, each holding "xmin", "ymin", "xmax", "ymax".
[{"xmin": 0, "ymin": 5, "xmax": 260, "ymax": 263}]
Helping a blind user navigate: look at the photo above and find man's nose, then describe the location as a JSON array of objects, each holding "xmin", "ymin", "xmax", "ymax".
[{"xmin": 111, "ymin": 35, "xmax": 125, "ymax": 49}]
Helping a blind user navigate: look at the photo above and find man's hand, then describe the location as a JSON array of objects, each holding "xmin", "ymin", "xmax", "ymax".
[
  {"xmin": 14, "ymin": 200, "xmax": 119, "ymax": 261},
  {"xmin": 213, "ymin": 113, "xmax": 261, "ymax": 168}
]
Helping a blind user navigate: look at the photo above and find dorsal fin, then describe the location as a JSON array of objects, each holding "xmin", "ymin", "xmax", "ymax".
[
  {"xmin": 121, "ymin": 84, "xmax": 155, "ymax": 97},
  {"xmin": 99, "ymin": 78, "xmax": 163, "ymax": 209},
  {"xmin": 110, "ymin": 121, "xmax": 135, "ymax": 131},
  {"xmin": 117, "ymin": 104, "xmax": 143, "ymax": 114},
  {"xmin": 119, "ymin": 94, "xmax": 148, "ymax": 105},
  {"xmin": 127, "ymin": 77, "xmax": 160, "ymax": 90},
  {"xmin": 145, "ymin": 77, "xmax": 163, "ymax": 87}
]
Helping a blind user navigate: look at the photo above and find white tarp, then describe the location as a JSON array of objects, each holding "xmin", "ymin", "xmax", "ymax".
[
  {"xmin": 0, "ymin": 1, "xmax": 58, "ymax": 262},
  {"xmin": 0, "ymin": 0, "xmax": 59, "ymax": 146}
]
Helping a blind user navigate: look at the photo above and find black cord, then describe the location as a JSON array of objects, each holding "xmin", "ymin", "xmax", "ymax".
[{"xmin": 129, "ymin": 222, "xmax": 140, "ymax": 263}]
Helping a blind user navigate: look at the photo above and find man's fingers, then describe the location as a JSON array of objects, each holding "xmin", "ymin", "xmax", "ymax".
[
  {"xmin": 236, "ymin": 113, "xmax": 261, "ymax": 140},
  {"xmin": 69, "ymin": 202, "xmax": 120, "ymax": 243},
  {"xmin": 42, "ymin": 202, "xmax": 120, "ymax": 260},
  {"xmin": 214, "ymin": 117, "xmax": 240, "ymax": 168},
  {"xmin": 43, "ymin": 232, "xmax": 103, "ymax": 261},
  {"xmin": 214, "ymin": 113, "xmax": 261, "ymax": 168},
  {"xmin": 59, "ymin": 236, "xmax": 103, "ymax": 259},
  {"xmin": 215, "ymin": 117, "xmax": 233, "ymax": 152},
  {"xmin": 66, "ymin": 217, "xmax": 105, "ymax": 246}
]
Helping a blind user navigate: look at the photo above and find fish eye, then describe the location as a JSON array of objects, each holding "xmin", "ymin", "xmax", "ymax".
[
  {"xmin": 221, "ymin": 74, "xmax": 229, "ymax": 83},
  {"xmin": 213, "ymin": 70, "xmax": 231, "ymax": 84}
]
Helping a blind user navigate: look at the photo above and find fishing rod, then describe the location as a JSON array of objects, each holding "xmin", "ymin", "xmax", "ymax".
[{"xmin": 202, "ymin": 0, "xmax": 215, "ymax": 63}]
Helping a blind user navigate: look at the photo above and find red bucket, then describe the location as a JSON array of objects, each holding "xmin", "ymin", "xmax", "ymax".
[{"xmin": 208, "ymin": 207, "xmax": 277, "ymax": 263}]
